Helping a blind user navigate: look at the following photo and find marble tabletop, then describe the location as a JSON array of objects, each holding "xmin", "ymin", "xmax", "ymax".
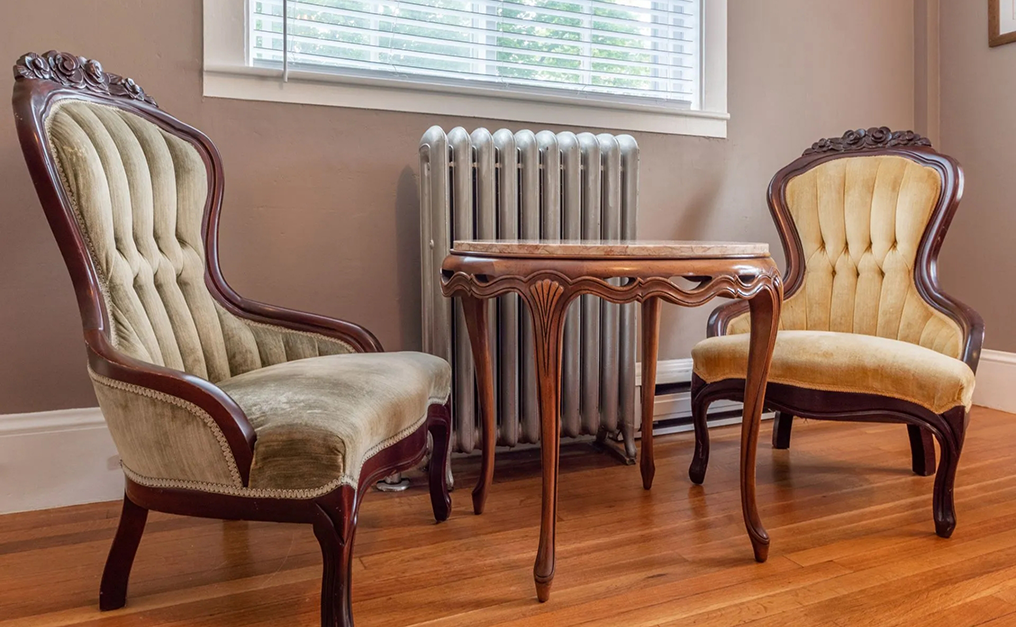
[{"xmin": 451, "ymin": 239, "xmax": 770, "ymax": 259}]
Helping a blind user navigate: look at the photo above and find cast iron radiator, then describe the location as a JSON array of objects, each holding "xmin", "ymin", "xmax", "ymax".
[{"xmin": 419, "ymin": 126, "xmax": 640, "ymax": 459}]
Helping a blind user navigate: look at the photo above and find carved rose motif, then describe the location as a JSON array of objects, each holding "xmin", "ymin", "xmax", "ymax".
[
  {"xmin": 83, "ymin": 59, "xmax": 108, "ymax": 89},
  {"xmin": 50, "ymin": 51, "xmax": 86, "ymax": 88},
  {"xmin": 841, "ymin": 129, "xmax": 863, "ymax": 147},
  {"xmin": 15, "ymin": 52, "xmax": 52, "ymax": 81},
  {"xmin": 804, "ymin": 127, "xmax": 932, "ymax": 156},
  {"xmin": 865, "ymin": 127, "xmax": 890, "ymax": 145},
  {"xmin": 13, "ymin": 50, "xmax": 157, "ymax": 107},
  {"xmin": 108, "ymin": 74, "xmax": 148, "ymax": 102}
]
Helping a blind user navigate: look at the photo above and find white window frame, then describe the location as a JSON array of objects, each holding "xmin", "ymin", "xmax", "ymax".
[{"xmin": 202, "ymin": 0, "xmax": 728, "ymax": 137}]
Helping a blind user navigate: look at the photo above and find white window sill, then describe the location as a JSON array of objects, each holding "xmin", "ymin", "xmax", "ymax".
[{"xmin": 202, "ymin": 66, "xmax": 729, "ymax": 138}]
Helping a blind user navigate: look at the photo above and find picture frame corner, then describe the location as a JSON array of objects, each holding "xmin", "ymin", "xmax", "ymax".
[{"xmin": 990, "ymin": 0, "xmax": 1016, "ymax": 47}]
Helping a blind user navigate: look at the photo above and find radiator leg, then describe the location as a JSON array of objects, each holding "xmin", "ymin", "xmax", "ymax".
[
  {"xmin": 591, "ymin": 425, "xmax": 637, "ymax": 466},
  {"xmin": 445, "ymin": 445, "xmax": 455, "ymax": 492},
  {"xmin": 462, "ymin": 295, "xmax": 496, "ymax": 515},
  {"xmin": 374, "ymin": 473, "xmax": 410, "ymax": 492},
  {"xmin": 620, "ymin": 418, "xmax": 637, "ymax": 462}
]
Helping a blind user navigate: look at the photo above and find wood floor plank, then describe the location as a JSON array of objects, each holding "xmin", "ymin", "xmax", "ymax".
[
  {"xmin": 668, "ymin": 533, "xmax": 1016, "ymax": 626},
  {"xmin": 1, "ymin": 407, "xmax": 1014, "ymax": 626}
]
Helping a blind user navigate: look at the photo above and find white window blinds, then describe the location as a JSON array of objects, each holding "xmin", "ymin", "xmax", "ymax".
[{"xmin": 249, "ymin": 0, "xmax": 702, "ymax": 108}]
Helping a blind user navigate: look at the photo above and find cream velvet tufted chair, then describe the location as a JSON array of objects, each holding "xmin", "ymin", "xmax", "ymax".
[
  {"xmin": 13, "ymin": 51, "xmax": 452, "ymax": 627},
  {"xmin": 690, "ymin": 128, "xmax": 983, "ymax": 539}
]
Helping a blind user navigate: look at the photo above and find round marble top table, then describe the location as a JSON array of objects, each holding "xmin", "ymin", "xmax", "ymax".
[{"xmin": 440, "ymin": 239, "xmax": 783, "ymax": 602}]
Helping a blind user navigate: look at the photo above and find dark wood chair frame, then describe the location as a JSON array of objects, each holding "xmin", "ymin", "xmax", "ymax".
[
  {"xmin": 690, "ymin": 128, "xmax": 985, "ymax": 539},
  {"xmin": 12, "ymin": 50, "xmax": 452, "ymax": 627}
]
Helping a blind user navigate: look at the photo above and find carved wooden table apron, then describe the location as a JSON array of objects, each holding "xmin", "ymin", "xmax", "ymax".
[{"xmin": 441, "ymin": 240, "xmax": 783, "ymax": 602}]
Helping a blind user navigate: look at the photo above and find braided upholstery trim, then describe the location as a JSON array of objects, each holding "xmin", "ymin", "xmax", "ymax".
[
  {"xmin": 357, "ymin": 404, "xmax": 435, "ymax": 467},
  {"xmin": 88, "ymin": 368, "xmax": 244, "ymax": 488},
  {"xmin": 120, "ymin": 463, "xmax": 349, "ymax": 499},
  {"xmin": 121, "ymin": 396, "xmax": 448, "ymax": 500}
]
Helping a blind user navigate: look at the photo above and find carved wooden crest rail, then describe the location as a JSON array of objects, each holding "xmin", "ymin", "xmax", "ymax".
[
  {"xmin": 804, "ymin": 126, "xmax": 931, "ymax": 155},
  {"xmin": 14, "ymin": 50, "xmax": 157, "ymax": 106}
]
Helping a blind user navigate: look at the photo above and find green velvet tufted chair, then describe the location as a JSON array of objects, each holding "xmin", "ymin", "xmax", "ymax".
[
  {"xmin": 690, "ymin": 128, "xmax": 984, "ymax": 539},
  {"xmin": 12, "ymin": 50, "xmax": 452, "ymax": 627}
]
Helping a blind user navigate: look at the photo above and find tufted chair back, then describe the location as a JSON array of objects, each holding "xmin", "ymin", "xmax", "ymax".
[
  {"xmin": 722, "ymin": 129, "xmax": 980, "ymax": 367},
  {"xmin": 42, "ymin": 99, "xmax": 351, "ymax": 384},
  {"xmin": 15, "ymin": 50, "xmax": 386, "ymax": 493}
]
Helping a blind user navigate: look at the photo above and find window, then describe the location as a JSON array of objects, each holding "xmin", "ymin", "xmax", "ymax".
[
  {"xmin": 203, "ymin": 0, "xmax": 727, "ymax": 136},
  {"xmin": 250, "ymin": 0, "xmax": 701, "ymax": 108}
]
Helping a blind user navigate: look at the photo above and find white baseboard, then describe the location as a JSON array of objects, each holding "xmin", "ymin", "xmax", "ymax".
[
  {"xmin": 0, "ymin": 407, "xmax": 122, "ymax": 515},
  {"xmin": 973, "ymin": 349, "xmax": 1016, "ymax": 414},
  {"xmin": 636, "ymin": 358, "xmax": 693, "ymax": 387},
  {"xmin": 637, "ymin": 358, "xmax": 768, "ymax": 436}
]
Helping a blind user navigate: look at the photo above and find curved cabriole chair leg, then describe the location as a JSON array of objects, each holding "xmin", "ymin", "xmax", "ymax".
[
  {"xmin": 932, "ymin": 407, "xmax": 968, "ymax": 538},
  {"xmin": 772, "ymin": 412, "xmax": 793, "ymax": 450},
  {"xmin": 428, "ymin": 403, "xmax": 453, "ymax": 522},
  {"xmin": 313, "ymin": 492, "xmax": 357, "ymax": 627},
  {"xmin": 908, "ymin": 424, "xmax": 937, "ymax": 477},
  {"xmin": 689, "ymin": 387, "xmax": 712, "ymax": 485},
  {"xmin": 99, "ymin": 493, "xmax": 149, "ymax": 611}
]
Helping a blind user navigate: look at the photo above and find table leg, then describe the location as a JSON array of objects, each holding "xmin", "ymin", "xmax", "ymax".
[
  {"xmin": 741, "ymin": 283, "xmax": 781, "ymax": 562},
  {"xmin": 639, "ymin": 297, "xmax": 662, "ymax": 490},
  {"xmin": 524, "ymin": 279, "xmax": 568, "ymax": 603},
  {"xmin": 461, "ymin": 296, "xmax": 496, "ymax": 516}
]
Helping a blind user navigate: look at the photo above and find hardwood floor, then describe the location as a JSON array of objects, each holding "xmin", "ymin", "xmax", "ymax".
[{"xmin": 2, "ymin": 407, "xmax": 1016, "ymax": 626}]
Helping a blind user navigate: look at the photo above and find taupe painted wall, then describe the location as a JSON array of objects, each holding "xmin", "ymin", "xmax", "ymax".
[
  {"xmin": 0, "ymin": 0, "xmax": 916, "ymax": 413},
  {"xmin": 914, "ymin": 0, "xmax": 941, "ymax": 141},
  {"xmin": 939, "ymin": 0, "xmax": 1016, "ymax": 352}
]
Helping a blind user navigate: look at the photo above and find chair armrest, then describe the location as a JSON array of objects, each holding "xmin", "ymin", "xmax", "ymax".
[
  {"xmin": 706, "ymin": 301, "xmax": 750, "ymax": 337},
  {"xmin": 85, "ymin": 330, "xmax": 257, "ymax": 486},
  {"xmin": 925, "ymin": 288, "xmax": 985, "ymax": 373},
  {"xmin": 959, "ymin": 304, "xmax": 985, "ymax": 373},
  {"xmin": 208, "ymin": 278, "xmax": 383, "ymax": 354}
]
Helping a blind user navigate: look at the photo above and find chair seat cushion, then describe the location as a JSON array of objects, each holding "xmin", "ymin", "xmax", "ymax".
[
  {"xmin": 218, "ymin": 352, "xmax": 451, "ymax": 492},
  {"xmin": 692, "ymin": 330, "xmax": 975, "ymax": 414}
]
